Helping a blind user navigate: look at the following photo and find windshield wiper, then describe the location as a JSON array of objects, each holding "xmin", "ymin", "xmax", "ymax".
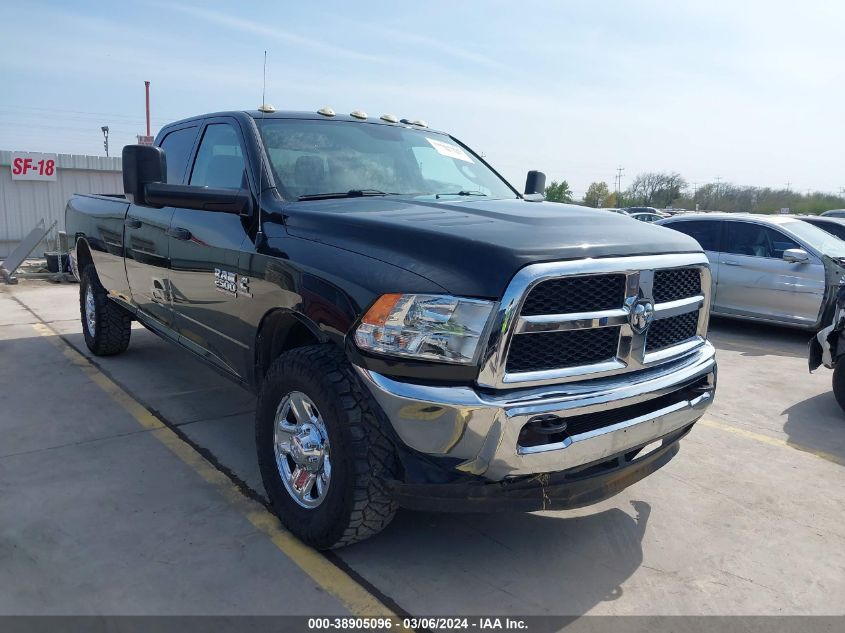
[
  {"xmin": 435, "ymin": 190, "xmax": 487, "ymax": 199},
  {"xmin": 298, "ymin": 189, "xmax": 393, "ymax": 201}
]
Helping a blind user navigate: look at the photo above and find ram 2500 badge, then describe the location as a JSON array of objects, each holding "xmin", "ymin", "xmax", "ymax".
[{"xmin": 66, "ymin": 107, "xmax": 717, "ymax": 548}]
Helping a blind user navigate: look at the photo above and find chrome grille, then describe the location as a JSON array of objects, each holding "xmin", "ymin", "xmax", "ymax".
[
  {"xmin": 653, "ymin": 268, "xmax": 701, "ymax": 303},
  {"xmin": 476, "ymin": 254, "xmax": 711, "ymax": 389},
  {"xmin": 645, "ymin": 310, "xmax": 700, "ymax": 352},
  {"xmin": 521, "ymin": 274, "xmax": 626, "ymax": 315},
  {"xmin": 506, "ymin": 327, "xmax": 620, "ymax": 373}
]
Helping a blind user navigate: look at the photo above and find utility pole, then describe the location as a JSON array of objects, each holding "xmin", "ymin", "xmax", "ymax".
[
  {"xmin": 714, "ymin": 176, "xmax": 722, "ymax": 197},
  {"xmin": 101, "ymin": 125, "xmax": 110, "ymax": 157},
  {"xmin": 785, "ymin": 181, "xmax": 791, "ymax": 192},
  {"xmin": 145, "ymin": 80, "xmax": 151, "ymax": 138},
  {"xmin": 612, "ymin": 166, "xmax": 625, "ymax": 207},
  {"xmin": 137, "ymin": 81, "xmax": 155, "ymax": 145}
]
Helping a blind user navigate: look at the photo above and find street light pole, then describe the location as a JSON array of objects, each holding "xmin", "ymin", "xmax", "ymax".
[{"xmin": 101, "ymin": 125, "xmax": 110, "ymax": 157}]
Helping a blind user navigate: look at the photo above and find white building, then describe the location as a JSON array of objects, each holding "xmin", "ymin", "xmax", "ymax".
[{"xmin": 0, "ymin": 150, "xmax": 122, "ymax": 258}]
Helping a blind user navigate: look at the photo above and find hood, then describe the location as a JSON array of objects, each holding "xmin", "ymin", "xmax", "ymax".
[{"xmin": 282, "ymin": 197, "xmax": 703, "ymax": 298}]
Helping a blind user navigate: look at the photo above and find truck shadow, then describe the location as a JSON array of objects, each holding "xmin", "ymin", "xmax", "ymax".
[
  {"xmin": 782, "ymin": 391, "xmax": 845, "ymax": 465},
  {"xmin": 340, "ymin": 501, "xmax": 651, "ymax": 616}
]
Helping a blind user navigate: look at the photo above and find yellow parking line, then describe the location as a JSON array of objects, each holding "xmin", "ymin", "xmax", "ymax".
[
  {"xmin": 31, "ymin": 321, "xmax": 398, "ymax": 618},
  {"xmin": 700, "ymin": 417, "xmax": 845, "ymax": 466}
]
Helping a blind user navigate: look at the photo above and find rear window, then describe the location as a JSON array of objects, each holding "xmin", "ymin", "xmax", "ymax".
[
  {"xmin": 158, "ymin": 126, "xmax": 198, "ymax": 185},
  {"xmin": 664, "ymin": 220, "xmax": 721, "ymax": 252}
]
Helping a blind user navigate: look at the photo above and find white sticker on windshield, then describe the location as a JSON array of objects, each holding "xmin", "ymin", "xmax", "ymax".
[{"xmin": 426, "ymin": 137, "xmax": 474, "ymax": 163}]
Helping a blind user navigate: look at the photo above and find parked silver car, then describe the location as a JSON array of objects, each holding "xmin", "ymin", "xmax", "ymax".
[{"xmin": 657, "ymin": 213, "xmax": 845, "ymax": 329}]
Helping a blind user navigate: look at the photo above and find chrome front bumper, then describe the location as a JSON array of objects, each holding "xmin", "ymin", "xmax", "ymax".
[{"xmin": 355, "ymin": 342, "xmax": 716, "ymax": 482}]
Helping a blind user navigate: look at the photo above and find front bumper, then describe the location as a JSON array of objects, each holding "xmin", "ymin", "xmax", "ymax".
[
  {"xmin": 385, "ymin": 425, "xmax": 688, "ymax": 512},
  {"xmin": 355, "ymin": 341, "xmax": 716, "ymax": 482}
]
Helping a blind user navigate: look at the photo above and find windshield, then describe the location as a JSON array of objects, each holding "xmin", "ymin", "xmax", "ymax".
[
  {"xmin": 257, "ymin": 119, "xmax": 517, "ymax": 201},
  {"xmin": 782, "ymin": 219, "xmax": 845, "ymax": 258}
]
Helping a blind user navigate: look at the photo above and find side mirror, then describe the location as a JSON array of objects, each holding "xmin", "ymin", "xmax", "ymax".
[
  {"xmin": 783, "ymin": 248, "xmax": 810, "ymax": 264},
  {"xmin": 524, "ymin": 170, "xmax": 546, "ymax": 201},
  {"xmin": 145, "ymin": 183, "xmax": 252, "ymax": 215},
  {"xmin": 123, "ymin": 145, "xmax": 166, "ymax": 205}
]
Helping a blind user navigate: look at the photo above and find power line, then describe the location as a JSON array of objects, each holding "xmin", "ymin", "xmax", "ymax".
[{"xmin": 0, "ymin": 104, "xmax": 182, "ymax": 122}]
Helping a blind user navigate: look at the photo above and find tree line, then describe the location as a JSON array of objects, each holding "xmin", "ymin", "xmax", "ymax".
[{"xmin": 544, "ymin": 173, "xmax": 845, "ymax": 215}]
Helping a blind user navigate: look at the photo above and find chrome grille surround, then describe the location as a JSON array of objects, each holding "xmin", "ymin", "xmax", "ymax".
[{"xmin": 476, "ymin": 253, "xmax": 712, "ymax": 389}]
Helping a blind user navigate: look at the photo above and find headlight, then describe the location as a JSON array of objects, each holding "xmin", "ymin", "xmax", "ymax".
[{"xmin": 354, "ymin": 294, "xmax": 495, "ymax": 364}]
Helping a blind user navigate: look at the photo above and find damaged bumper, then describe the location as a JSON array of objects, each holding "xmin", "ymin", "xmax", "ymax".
[
  {"xmin": 384, "ymin": 425, "xmax": 690, "ymax": 512},
  {"xmin": 355, "ymin": 342, "xmax": 716, "ymax": 485}
]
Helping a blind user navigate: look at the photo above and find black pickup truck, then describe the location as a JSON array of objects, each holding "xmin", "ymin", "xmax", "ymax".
[{"xmin": 66, "ymin": 108, "xmax": 717, "ymax": 548}]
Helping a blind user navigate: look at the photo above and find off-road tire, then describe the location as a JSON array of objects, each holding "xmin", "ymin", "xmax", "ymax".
[
  {"xmin": 832, "ymin": 363, "xmax": 845, "ymax": 414},
  {"xmin": 256, "ymin": 345, "xmax": 399, "ymax": 549},
  {"xmin": 80, "ymin": 264, "xmax": 131, "ymax": 356}
]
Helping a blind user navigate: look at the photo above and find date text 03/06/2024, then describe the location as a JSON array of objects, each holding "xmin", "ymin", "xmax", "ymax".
[{"xmin": 307, "ymin": 617, "xmax": 528, "ymax": 630}]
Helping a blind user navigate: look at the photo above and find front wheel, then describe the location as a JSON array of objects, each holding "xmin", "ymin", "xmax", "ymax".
[
  {"xmin": 256, "ymin": 345, "xmax": 399, "ymax": 549},
  {"xmin": 832, "ymin": 363, "xmax": 845, "ymax": 414},
  {"xmin": 79, "ymin": 264, "xmax": 132, "ymax": 356}
]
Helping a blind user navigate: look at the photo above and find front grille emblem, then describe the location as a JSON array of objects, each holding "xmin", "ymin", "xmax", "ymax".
[{"xmin": 629, "ymin": 300, "xmax": 655, "ymax": 334}]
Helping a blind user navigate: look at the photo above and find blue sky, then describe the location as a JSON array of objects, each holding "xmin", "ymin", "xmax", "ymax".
[{"xmin": 1, "ymin": 0, "xmax": 843, "ymax": 197}]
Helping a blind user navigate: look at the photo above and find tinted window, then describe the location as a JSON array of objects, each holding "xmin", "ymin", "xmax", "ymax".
[
  {"xmin": 723, "ymin": 222, "xmax": 799, "ymax": 258},
  {"xmin": 159, "ymin": 126, "xmax": 198, "ymax": 185},
  {"xmin": 635, "ymin": 213, "xmax": 662, "ymax": 222},
  {"xmin": 805, "ymin": 219, "xmax": 845, "ymax": 241},
  {"xmin": 665, "ymin": 220, "xmax": 721, "ymax": 251},
  {"xmin": 190, "ymin": 123, "xmax": 246, "ymax": 189}
]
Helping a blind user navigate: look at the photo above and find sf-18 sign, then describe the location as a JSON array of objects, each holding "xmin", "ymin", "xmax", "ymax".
[{"xmin": 11, "ymin": 152, "xmax": 58, "ymax": 181}]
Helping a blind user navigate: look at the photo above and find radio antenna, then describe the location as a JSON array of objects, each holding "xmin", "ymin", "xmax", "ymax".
[{"xmin": 255, "ymin": 50, "xmax": 268, "ymax": 251}]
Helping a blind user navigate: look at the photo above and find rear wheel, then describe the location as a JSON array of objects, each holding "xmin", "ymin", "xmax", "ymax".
[
  {"xmin": 832, "ymin": 363, "xmax": 845, "ymax": 414},
  {"xmin": 256, "ymin": 345, "xmax": 398, "ymax": 549},
  {"xmin": 80, "ymin": 264, "xmax": 132, "ymax": 356}
]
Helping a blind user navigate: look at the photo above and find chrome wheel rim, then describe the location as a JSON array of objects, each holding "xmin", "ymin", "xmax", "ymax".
[
  {"xmin": 84, "ymin": 285, "xmax": 97, "ymax": 338},
  {"xmin": 273, "ymin": 391, "xmax": 331, "ymax": 509}
]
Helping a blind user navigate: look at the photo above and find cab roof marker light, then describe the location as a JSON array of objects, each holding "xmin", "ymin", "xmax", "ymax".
[
  {"xmin": 258, "ymin": 103, "xmax": 276, "ymax": 113},
  {"xmin": 317, "ymin": 106, "xmax": 336, "ymax": 117},
  {"xmin": 350, "ymin": 110, "xmax": 368, "ymax": 120},
  {"xmin": 399, "ymin": 118, "xmax": 428, "ymax": 128},
  {"xmin": 380, "ymin": 114, "xmax": 399, "ymax": 123}
]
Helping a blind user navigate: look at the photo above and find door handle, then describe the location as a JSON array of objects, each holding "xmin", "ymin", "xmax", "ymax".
[
  {"xmin": 166, "ymin": 227, "xmax": 192, "ymax": 241},
  {"xmin": 723, "ymin": 260, "xmax": 740, "ymax": 266},
  {"xmin": 124, "ymin": 218, "xmax": 142, "ymax": 229}
]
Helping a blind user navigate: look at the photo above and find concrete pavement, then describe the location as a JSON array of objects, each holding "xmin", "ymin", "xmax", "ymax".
[{"xmin": 1, "ymin": 281, "xmax": 843, "ymax": 616}]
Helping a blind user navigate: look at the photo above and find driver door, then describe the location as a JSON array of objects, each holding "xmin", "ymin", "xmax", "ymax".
[
  {"xmin": 167, "ymin": 118, "xmax": 253, "ymax": 377},
  {"xmin": 716, "ymin": 221, "xmax": 825, "ymax": 326}
]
